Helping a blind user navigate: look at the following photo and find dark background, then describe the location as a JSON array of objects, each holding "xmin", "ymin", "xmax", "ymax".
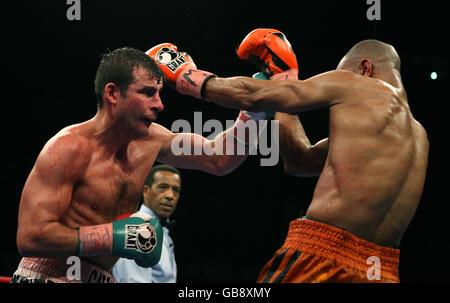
[{"xmin": 2, "ymin": 1, "xmax": 448, "ymax": 283}]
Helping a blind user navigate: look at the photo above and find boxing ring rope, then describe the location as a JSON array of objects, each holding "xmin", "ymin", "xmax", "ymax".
[{"xmin": 0, "ymin": 276, "xmax": 11, "ymax": 283}]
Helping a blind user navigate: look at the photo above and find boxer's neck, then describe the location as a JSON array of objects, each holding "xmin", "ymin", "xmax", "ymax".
[
  {"xmin": 89, "ymin": 110, "xmax": 139, "ymax": 159},
  {"xmin": 376, "ymin": 69, "xmax": 404, "ymax": 91}
]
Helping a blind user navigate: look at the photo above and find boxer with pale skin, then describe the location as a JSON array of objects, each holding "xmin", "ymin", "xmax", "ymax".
[
  {"xmin": 14, "ymin": 47, "xmax": 262, "ymax": 283},
  {"xmin": 150, "ymin": 29, "xmax": 429, "ymax": 282}
]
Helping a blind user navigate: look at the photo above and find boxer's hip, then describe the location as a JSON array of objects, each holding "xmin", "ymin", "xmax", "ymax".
[{"xmin": 11, "ymin": 257, "xmax": 115, "ymax": 283}]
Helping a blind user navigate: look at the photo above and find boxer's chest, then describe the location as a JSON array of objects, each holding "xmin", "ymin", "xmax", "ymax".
[{"xmin": 72, "ymin": 152, "xmax": 153, "ymax": 222}]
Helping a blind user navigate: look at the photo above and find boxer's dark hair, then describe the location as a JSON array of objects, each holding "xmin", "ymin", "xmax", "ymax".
[
  {"xmin": 145, "ymin": 165, "xmax": 181, "ymax": 187},
  {"xmin": 94, "ymin": 47, "xmax": 164, "ymax": 109}
]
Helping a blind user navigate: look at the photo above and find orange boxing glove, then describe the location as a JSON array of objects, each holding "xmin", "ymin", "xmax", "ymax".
[
  {"xmin": 146, "ymin": 43, "xmax": 196, "ymax": 82},
  {"xmin": 146, "ymin": 43, "xmax": 216, "ymax": 101},
  {"xmin": 237, "ymin": 28, "xmax": 298, "ymax": 79}
]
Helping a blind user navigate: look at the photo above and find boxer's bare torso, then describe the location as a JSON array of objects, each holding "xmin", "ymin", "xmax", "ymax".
[
  {"xmin": 16, "ymin": 68, "xmax": 174, "ymax": 272},
  {"xmin": 17, "ymin": 71, "xmax": 249, "ymax": 272},
  {"xmin": 16, "ymin": 56, "xmax": 252, "ymax": 279},
  {"xmin": 206, "ymin": 65, "xmax": 429, "ymax": 248},
  {"xmin": 64, "ymin": 122, "xmax": 165, "ymax": 270},
  {"xmin": 18, "ymin": 120, "xmax": 171, "ymax": 270},
  {"xmin": 303, "ymin": 71, "xmax": 429, "ymax": 248}
]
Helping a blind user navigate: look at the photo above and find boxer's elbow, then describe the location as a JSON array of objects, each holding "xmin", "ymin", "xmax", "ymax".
[
  {"xmin": 231, "ymin": 78, "xmax": 265, "ymax": 112},
  {"xmin": 16, "ymin": 229, "xmax": 38, "ymax": 256},
  {"xmin": 239, "ymin": 84, "xmax": 287, "ymax": 113},
  {"xmin": 211, "ymin": 162, "xmax": 232, "ymax": 176},
  {"xmin": 16, "ymin": 225, "xmax": 52, "ymax": 257},
  {"xmin": 240, "ymin": 94, "xmax": 261, "ymax": 112},
  {"xmin": 283, "ymin": 163, "xmax": 320, "ymax": 177},
  {"xmin": 282, "ymin": 140, "xmax": 328, "ymax": 177},
  {"xmin": 282, "ymin": 154, "xmax": 324, "ymax": 177},
  {"xmin": 211, "ymin": 157, "xmax": 242, "ymax": 176},
  {"xmin": 17, "ymin": 242, "xmax": 37, "ymax": 257}
]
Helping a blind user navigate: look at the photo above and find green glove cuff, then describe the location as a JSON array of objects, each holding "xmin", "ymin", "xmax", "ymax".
[
  {"xmin": 252, "ymin": 72, "xmax": 270, "ymax": 80},
  {"xmin": 250, "ymin": 72, "xmax": 274, "ymax": 119}
]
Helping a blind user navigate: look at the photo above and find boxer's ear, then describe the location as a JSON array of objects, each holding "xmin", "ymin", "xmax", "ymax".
[
  {"xmin": 359, "ymin": 58, "xmax": 373, "ymax": 77},
  {"xmin": 103, "ymin": 82, "xmax": 121, "ymax": 106}
]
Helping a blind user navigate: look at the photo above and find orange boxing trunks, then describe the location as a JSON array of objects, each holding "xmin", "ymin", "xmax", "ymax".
[{"xmin": 257, "ymin": 217, "xmax": 400, "ymax": 283}]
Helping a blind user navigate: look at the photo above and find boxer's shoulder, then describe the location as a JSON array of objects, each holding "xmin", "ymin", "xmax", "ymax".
[
  {"xmin": 314, "ymin": 70, "xmax": 398, "ymax": 105},
  {"xmin": 51, "ymin": 124, "xmax": 91, "ymax": 152},
  {"xmin": 139, "ymin": 122, "xmax": 174, "ymax": 143},
  {"xmin": 38, "ymin": 125, "xmax": 92, "ymax": 175},
  {"xmin": 128, "ymin": 123, "xmax": 173, "ymax": 159}
]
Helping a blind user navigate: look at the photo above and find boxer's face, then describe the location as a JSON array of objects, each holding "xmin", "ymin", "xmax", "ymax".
[
  {"xmin": 118, "ymin": 67, "xmax": 164, "ymax": 137},
  {"xmin": 144, "ymin": 171, "xmax": 181, "ymax": 219}
]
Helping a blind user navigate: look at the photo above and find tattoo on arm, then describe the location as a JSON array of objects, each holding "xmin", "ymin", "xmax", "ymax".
[{"xmin": 78, "ymin": 224, "xmax": 113, "ymax": 256}]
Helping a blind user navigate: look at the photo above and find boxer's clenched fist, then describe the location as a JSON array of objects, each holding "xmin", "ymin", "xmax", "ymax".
[
  {"xmin": 146, "ymin": 43, "xmax": 216, "ymax": 100},
  {"xmin": 146, "ymin": 43, "xmax": 196, "ymax": 83},
  {"xmin": 237, "ymin": 28, "xmax": 298, "ymax": 79},
  {"xmin": 78, "ymin": 212, "xmax": 163, "ymax": 267}
]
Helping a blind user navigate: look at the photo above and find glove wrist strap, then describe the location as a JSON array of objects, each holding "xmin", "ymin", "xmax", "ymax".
[
  {"xmin": 270, "ymin": 69, "xmax": 298, "ymax": 80},
  {"xmin": 232, "ymin": 111, "xmax": 268, "ymax": 149},
  {"xmin": 176, "ymin": 69, "xmax": 216, "ymax": 101}
]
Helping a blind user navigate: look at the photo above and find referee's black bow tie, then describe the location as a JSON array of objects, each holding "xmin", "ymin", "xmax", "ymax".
[{"xmin": 160, "ymin": 218, "xmax": 176, "ymax": 231}]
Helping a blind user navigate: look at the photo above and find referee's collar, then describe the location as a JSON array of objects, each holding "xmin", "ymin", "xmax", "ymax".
[
  {"xmin": 139, "ymin": 204, "xmax": 176, "ymax": 231},
  {"xmin": 139, "ymin": 204, "xmax": 158, "ymax": 220}
]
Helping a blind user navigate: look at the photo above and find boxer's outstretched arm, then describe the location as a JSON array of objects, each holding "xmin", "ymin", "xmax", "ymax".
[
  {"xmin": 203, "ymin": 70, "xmax": 349, "ymax": 113},
  {"xmin": 275, "ymin": 112, "xmax": 328, "ymax": 177},
  {"xmin": 155, "ymin": 120, "xmax": 256, "ymax": 176},
  {"xmin": 16, "ymin": 133, "xmax": 89, "ymax": 257}
]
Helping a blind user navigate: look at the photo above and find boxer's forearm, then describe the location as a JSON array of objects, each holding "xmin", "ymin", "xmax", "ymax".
[
  {"xmin": 208, "ymin": 128, "xmax": 250, "ymax": 175},
  {"xmin": 205, "ymin": 110, "xmax": 269, "ymax": 175},
  {"xmin": 204, "ymin": 77, "xmax": 311, "ymax": 113},
  {"xmin": 275, "ymin": 112, "xmax": 328, "ymax": 176},
  {"xmin": 204, "ymin": 74, "xmax": 335, "ymax": 114},
  {"xmin": 181, "ymin": 129, "xmax": 250, "ymax": 176},
  {"xmin": 17, "ymin": 221, "xmax": 79, "ymax": 257},
  {"xmin": 159, "ymin": 131, "xmax": 248, "ymax": 176},
  {"xmin": 160, "ymin": 109, "xmax": 269, "ymax": 175},
  {"xmin": 204, "ymin": 76, "xmax": 281, "ymax": 112}
]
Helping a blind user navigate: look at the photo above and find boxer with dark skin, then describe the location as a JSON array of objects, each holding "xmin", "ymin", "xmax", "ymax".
[
  {"xmin": 204, "ymin": 39, "xmax": 429, "ymax": 248},
  {"xmin": 153, "ymin": 34, "xmax": 429, "ymax": 281},
  {"xmin": 15, "ymin": 48, "xmax": 253, "ymax": 280}
]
